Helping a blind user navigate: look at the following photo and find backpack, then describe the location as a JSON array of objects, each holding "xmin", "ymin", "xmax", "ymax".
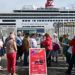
[{"xmin": 53, "ymin": 42, "xmax": 60, "ymax": 50}]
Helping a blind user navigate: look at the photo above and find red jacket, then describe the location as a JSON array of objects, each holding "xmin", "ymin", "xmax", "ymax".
[
  {"xmin": 70, "ymin": 38, "xmax": 75, "ymax": 54},
  {"xmin": 43, "ymin": 36, "xmax": 52, "ymax": 51}
]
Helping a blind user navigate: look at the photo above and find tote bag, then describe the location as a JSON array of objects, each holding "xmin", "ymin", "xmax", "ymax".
[{"xmin": 67, "ymin": 46, "xmax": 72, "ymax": 54}]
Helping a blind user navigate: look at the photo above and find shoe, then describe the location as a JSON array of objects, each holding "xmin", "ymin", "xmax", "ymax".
[
  {"xmin": 51, "ymin": 59, "xmax": 54, "ymax": 62},
  {"xmin": 66, "ymin": 71, "xmax": 71, "ymax": 75},
  {"xmin": 16, "ymin": 60, "xmax": 20, "ymax": 62},
  {"xmin": 54, "ymin": 61, "xmax": 58, "ymax": 63},
  {"xmin": 47, "ymin": 62, "xmax": 51, "ymax": 67},
  {"xmin": 0, "ymin": 66, "xmax": 3, "ymax": 70}
]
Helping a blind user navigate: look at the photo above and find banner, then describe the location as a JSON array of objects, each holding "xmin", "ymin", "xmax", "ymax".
[{"xmin": 29, "ymin": 48, "xmax": 47, "ymax": 75}]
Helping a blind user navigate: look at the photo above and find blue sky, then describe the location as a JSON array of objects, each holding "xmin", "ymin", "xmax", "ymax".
[{"xmin": 0, "ymin": 0, "xmax": 75, "ymax": 12}]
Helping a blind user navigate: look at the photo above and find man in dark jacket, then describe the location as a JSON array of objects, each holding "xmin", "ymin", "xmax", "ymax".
[{"xmin": 66, "ymin": 36, "xmax": 75, "ymax": 75}]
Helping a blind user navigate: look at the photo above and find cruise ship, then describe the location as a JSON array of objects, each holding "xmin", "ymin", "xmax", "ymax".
[{"xmin": 0, "ymin": 7, "xmax": 75, "ymax": 37}]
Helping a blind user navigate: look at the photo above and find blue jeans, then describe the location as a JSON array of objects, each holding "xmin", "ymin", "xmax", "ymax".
[{"xmin": 24, "ymin": 51, "xmax": 29, "ymax": 66}]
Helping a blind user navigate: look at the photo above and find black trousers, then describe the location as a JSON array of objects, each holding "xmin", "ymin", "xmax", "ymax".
[
  {"xmin": 66, "ymin": 52, "xmax": 71, "ymax": 64},
  {"xmin": 24, "ymin": 51, "xmax": 29, "ymax": 66},
  {"xmin": 67, "ymin": 54, "xmax": 75, "ymax": 73},
  {"xmin": 17, "ymin": 46, "xmax": 23, "ymax": 60},
  {"xmin": 46, "ymin": 50, "xmax": 51, "ymax": 65}
]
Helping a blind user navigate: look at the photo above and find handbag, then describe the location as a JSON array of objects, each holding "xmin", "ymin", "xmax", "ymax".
[{"xmin": 67, "ymin": 46, "xmax": 72, "ymax": 54}]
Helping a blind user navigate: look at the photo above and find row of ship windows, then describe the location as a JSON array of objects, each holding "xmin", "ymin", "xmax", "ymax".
[
  {"xmin": 2, "ymin": 19, "xmax": 75, "ymax": 23},
  {"xmin": 22, "ymin": 19, "xmax": 75, "ymax": 22},
  {"xmin": 1, "ymin": 13, "xmax": 75, "ymax": 16},
  {"xmin": 0, "ymin": 23, "xmax": 16, "ymax": 25},
  {"xmin": 1, "ymin": 17, "xmax": 75, "ymax": 19},
  {"xmin": 22, "ymin": 26, "xmax": 44, "ymax": 27},
  {"xmin": 2, "ymin": 20, "xmax": 16, "ymax": 22}
]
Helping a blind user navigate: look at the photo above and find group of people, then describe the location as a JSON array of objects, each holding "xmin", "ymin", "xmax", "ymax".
[
  {"xmin": 0, "ymin": 31, "xmax": 60, "ymax": 75},
  {"xmin": 60, "ymin": 34, "xmax": 75, "ymax": 75},
  {"xmin": 0, "ymin": 31, "xmax": 75, "ymax": 75},
  {"xmin": 0, "ymin": 32, "xmax": 17, "ymax": 75},
  {"xmin": 2, "ymin": 32, "xmax": 38, "ymax": 75},
  {"xmin": 40, "ymin": 33, "xmax": 60, "ymax": 66}
]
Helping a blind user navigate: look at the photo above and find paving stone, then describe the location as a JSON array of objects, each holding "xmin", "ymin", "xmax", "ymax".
[{"xmin": 0, "ymin": 55, "xmax": 75, "ymax": 75}]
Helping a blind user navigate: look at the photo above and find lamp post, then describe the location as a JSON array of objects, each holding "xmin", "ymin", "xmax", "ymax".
[{"xmin": 53, "ymin": 22, "xmax": 63, "ymax": 37}]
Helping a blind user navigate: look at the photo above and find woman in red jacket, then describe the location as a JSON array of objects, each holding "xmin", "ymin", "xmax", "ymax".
[
  {"xmin": 66, "ymin": 36, "xmax": 75, "ymax": 75},
  {"xmin": 42, "ymin": 33, "xmax": 52, "ymax": 66}
]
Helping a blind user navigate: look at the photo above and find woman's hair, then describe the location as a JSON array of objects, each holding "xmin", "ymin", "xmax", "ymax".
[
  {"xmin": 44, "ymin": 33, "xmax": 50, "ymax": 38},
  {"xmin": 9, "ymin": 33, "xmax": 15, "ymax": 40},
  {"xmin": 63, "ymin": 34, "xmax": 67, "ymax": 38},
  {"xmin": 24, "ymin": 33, "xmax": 29, "ymax": 38},
  {"xmin": 30, "ymin": 33, "xmax": 35, "ymax": 38}
]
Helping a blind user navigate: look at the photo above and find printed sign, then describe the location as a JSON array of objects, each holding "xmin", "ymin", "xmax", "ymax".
[{"xmin": 29, "ymin": 48, "xmax": 47, "ymax": 75}]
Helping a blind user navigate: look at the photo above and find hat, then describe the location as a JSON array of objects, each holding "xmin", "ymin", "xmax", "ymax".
[{"xmin": 53, "ymin": 33, "xmax": 57, "ymax": 36}]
